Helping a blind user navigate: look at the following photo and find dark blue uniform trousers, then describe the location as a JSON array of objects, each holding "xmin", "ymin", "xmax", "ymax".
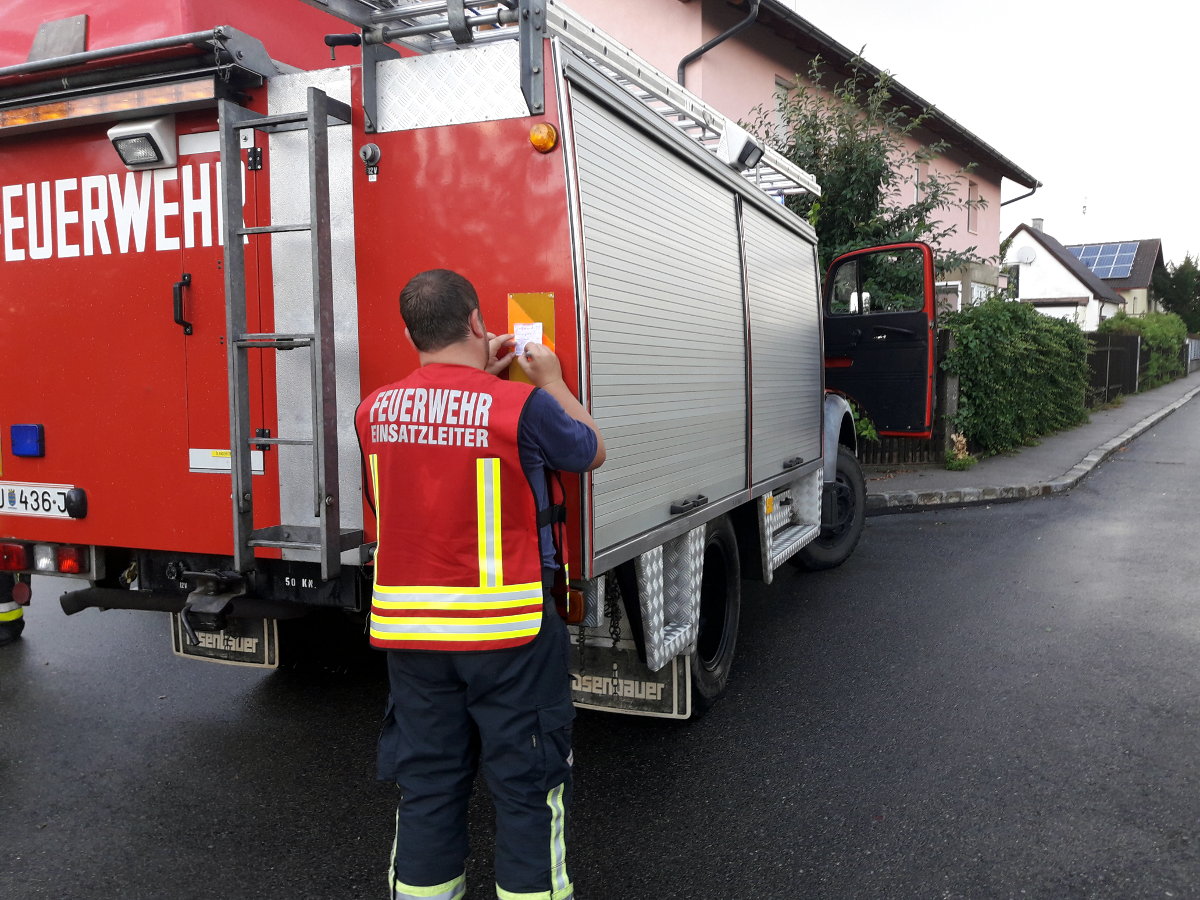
[{"xmin": 379, "ymin": 599, "xmax": 575, "ymax": 899}]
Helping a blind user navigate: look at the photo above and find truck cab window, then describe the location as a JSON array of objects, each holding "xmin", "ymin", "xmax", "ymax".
[
  {"xmin": 829, "ymin": 259, "xmax": 860, "ymax": 315},
  {"xmin": 859, "ymin": 248, "xmax": 925, "ymax": 313}
]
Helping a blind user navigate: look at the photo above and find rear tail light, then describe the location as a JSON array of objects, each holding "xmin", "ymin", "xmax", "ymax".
[
  {"xmin": 56, "ymin": 545, "xmax": 86, "ymax": 574},
  {"xmin": 0, "ymin": 543, "xmax": 29, "ymax": 570},
  {"xmin": 30, "ymin": 543, "xmax": 90, "ymax": 574}
]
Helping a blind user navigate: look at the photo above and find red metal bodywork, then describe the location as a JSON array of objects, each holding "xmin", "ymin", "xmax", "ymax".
[
  {"xmin": 350, "ymin": 45, "xmax": 589, "ymax": 575},
  {"xmin": 1, "ymin": 22, "xmax": 592, "ymax": 574},
  {"xmin": 0, "ymin": 103, "xmax": 282, "ymax": 554},
  {"xmin": 0, "ymin": 0, "xmax": 356, "ymax": 71}
]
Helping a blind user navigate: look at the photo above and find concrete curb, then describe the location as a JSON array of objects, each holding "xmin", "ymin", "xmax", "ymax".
[{"xmin": 865, "ymin": 384, "xmax": 1200, "ymax": 516}]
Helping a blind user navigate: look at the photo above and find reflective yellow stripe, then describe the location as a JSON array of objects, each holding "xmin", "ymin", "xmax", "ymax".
[
  {"xmin": 373, "ymin": 600, "xmax": 539, "ymax": 613},
  {"xmin": 369, "ymin": 452, "xmax": 381, "ymax": 545},
  {"xmin": 494, "ymin": 783, "xmax": 573, "ymax": 900},
  {"xmin": 370, "ymin": 624, "xmax": 542, "ymax": 643},
  {"xmin": 547, "ymin": 782, "xmax": 571, "ymax": 898},
  {"xmin": 373, "ymin": 612, "xmax": 542, "ymax": 627},
  {"xmin": 0, "ymin": 606, "xmax": 23, "ymax": 623},
  {"xmin": 477, "ymin": 457, "xmax": 503, "ymax": 588},
  {"xmin": 373, "ymin": 582, "xmax": 542, "ymax": 597},
  {"xmin": 391, "ymin": 872, "xmax": 466, "ymax": 900}
]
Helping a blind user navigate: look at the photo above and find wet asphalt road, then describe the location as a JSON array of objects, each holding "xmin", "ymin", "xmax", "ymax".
[{"xmin": 3, "ymin": 397, "xmax": 1199, "ymax": 900}]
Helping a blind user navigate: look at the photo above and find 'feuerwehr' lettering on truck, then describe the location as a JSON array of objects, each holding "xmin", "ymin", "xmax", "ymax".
[{"xmin": 0, "ymin": 163, "xmax": 245, "ymax": 262}]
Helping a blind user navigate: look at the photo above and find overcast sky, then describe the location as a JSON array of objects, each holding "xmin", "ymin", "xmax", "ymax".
[{"xmin": 776, "ymin": 1, "xmax": 1196, "ymax": 266}]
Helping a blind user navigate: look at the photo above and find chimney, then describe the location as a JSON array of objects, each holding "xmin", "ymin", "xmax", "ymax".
[{"xmin": 1031, "ymin": 218, "xmax": 1044, "ymax": 232}]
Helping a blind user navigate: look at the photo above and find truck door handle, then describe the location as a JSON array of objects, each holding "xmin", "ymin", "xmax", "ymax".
[
  {"xmin": 871, "ymin": 325, "xmax": 915, "ymax": 339},
  {"xmin": 782, "ymin": 456, "xmax": 804, "ymax": 470},
  {"xmin": 669, "ymin": 494, "xmax": 709, "ymax": 515},
  {"xmin": 174, "ymin": 273, "xmax": 193, "ymax": 335}
]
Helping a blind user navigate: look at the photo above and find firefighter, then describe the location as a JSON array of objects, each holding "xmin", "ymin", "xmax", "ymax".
[
  {"xmin": 0, "ymin": 573, "xmax": 24, "ymax": 645},
  {"xmin": 355, "ymin": 269, "xmax": 605, "ymax": 900}
]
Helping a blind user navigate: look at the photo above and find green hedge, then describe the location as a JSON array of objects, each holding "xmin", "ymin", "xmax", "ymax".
[
  {"xmin": 942, "ymin": 299, "xmax": 1089, "ymax": 456},
  {"xmin": 1097, "ymin": 311, "xmax": 1188, "ymax": 389}
]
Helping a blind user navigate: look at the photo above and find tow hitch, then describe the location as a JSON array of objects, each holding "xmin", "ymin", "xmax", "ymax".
[{"xmin": 179, "ymin": 570, "xmax": 245, "ymax": 646}]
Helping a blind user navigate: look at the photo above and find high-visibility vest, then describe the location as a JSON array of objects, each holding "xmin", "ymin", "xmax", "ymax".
[{"xmin": 355, "ymin": 364, "xmax": 546, "ymax": 651}]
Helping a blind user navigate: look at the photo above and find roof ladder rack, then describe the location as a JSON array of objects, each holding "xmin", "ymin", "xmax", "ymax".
[
  {"xmin": 305, "ymin": 0, "xmax": 819, "ymax": 196},
  {"xmin": 218, "ymin": 87, "xmax": 362, "ymax": 581},
  {"xmin": 543, "ymin": 3, "xmax": 820, "ymax": 200}
]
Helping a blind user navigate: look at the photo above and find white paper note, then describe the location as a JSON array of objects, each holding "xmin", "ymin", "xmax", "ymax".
[{"xmin": 513, "ymin": 321, "xmax": 543, "ymax": 355}]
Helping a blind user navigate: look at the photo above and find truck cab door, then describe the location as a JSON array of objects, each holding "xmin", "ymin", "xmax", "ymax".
[{"xmin": 822, "ymin": 242, "xmax": 937, "ymax": 438}]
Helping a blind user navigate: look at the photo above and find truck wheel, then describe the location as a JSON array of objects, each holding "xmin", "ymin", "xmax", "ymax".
[
  {"xmin": 691, "ymin": 516, "xmax": 741, "ymax": 714},
  {"xmin": 793, "ymin": 445, "xmax": 865, "ymax": 571}
]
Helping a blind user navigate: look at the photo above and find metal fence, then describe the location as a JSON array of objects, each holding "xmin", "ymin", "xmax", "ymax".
[
  {"xmin": 1087, "ymin": 332, "xmax": 1142, "ymax": 407},
  {"xmin": 856, "ymin": 330, "xmax": 1194, "ymax": 468}
]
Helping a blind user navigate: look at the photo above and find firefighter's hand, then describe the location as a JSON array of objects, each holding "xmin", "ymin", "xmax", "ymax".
[
  {"xmin": 485, "ymin": 332, "xmax": 516, "ymax": 375},
  {"xmin": 517, "ymin": 341, "xmax": 564, "ymax": 388}
]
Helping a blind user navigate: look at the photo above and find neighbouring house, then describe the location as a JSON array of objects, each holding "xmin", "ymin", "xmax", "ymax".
[
  {"xmin": 1063, "ymin": 239, "xmax": 1166, "ymax": 317},
  {"xmin": 567, "ymin": 0, "xmax": 1039, "ymax": 299},
  {"xmin": 1002, "ymin": 221, "xmax": 1125, "ymax": 332}
]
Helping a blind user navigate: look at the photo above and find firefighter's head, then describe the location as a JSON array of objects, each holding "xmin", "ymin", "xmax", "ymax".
[{"xmin": 399, "ymin": 268, "xmax": 484, "ymax": 353}]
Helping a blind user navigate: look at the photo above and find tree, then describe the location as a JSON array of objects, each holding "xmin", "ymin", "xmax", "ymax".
[
  {"xmin": 1152, "ymin": 254, "xmax": 1200, "ymax": 332},
  {"xmin": 748, "ymin": 57, "xmax": 986, "ymax": 274}
]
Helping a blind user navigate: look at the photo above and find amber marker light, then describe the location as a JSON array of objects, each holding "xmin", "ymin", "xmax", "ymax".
[
  {"xmin": 529, "ymin": 123, "xmax": 559, "ymax": 153},
  {"xmin": 0, "ymin": 78, "xmax": 218, "ymax": 133}
]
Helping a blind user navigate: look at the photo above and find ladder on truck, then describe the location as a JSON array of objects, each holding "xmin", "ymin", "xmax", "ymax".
[
  {"xmin": 218, "ymin": 87, "xmax": 361, "ymax": 582},
  {"xmin": 303, "ymin": 0, "xmax": 820, "ymax": 201}
]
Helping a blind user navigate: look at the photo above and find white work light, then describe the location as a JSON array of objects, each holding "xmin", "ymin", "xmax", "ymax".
[
  {"xmin": 107, "ymin": 115, "xmax": 177, "ymax": 170},
  {"xmin": 717, "ymin": 119, "xmax": 764, "ymax": 171}
]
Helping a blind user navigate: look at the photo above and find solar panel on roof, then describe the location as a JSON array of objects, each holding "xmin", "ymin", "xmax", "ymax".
[{"xmin": 1067, "ymin": 241, "xmax": 1139, "ymax": 279}]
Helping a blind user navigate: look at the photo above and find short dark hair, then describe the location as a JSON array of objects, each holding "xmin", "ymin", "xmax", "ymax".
[{"xmin": 399, "ymin": 269, "xmax": 480, "ymax": 352}]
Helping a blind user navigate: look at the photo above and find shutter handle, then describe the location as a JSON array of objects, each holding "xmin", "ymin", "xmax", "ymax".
[{"xmin": 669, "ymin": 494, "xmax": 709, "ymax": 515}]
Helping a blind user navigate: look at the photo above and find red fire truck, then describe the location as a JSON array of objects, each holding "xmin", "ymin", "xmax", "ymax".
[{"xmin": 0, "ymin": 0, "xmax": 936, "ymax": 717}]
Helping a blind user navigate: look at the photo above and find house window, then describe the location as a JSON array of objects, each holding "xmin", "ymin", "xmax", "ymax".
[
  {"xmin": 967, "ymin": 180, "xmax": 980, "ymax": 234},
  {"xmin": 936, "ymin": 281, "xmax": 962, "ymax": 314},
  {"xmin": 773, "ymin": 76, "xmax": 794, "ymax": 144}
]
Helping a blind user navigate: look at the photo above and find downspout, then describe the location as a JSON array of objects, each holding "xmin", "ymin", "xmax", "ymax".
[
  {"xmin": 1000, "ymin": 182, "xmax": 1041, "ymax": 206},
  {"xmin": 677, "ymin": 0, "xmax": 761, "ymax": 87}
]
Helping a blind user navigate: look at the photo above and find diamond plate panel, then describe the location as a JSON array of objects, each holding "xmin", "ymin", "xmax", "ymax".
[
  {"xmin": 637, "ymin": 526, "xmax": 704, "ymax": 671},
  {"xmin": 634, "ymin": 546, "xmax": 664, "ymax": 670},
  {"xmin": 576, "ymin": 574, "xmax": 605, "ymax": 628},
  {"xmin": 662, "ymin": 526, "xmax": 703, "ymax": 629},
  {"xmin": 758, "ymin": 471, "xmax": 822, "ymax": 583},
  {"xmin": 375, "ymin": 42, "xmax": 530, "ymax": 132}
]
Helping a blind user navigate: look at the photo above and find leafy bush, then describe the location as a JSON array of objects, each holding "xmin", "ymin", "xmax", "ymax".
[
  {"xmin": 941, "ymin": 299, "xmax": 1089, "ymax": 456},
  {"xmin": 747, "ymin": 58, "xmax": 985, "ymax": 275},
  {"xmin": 1097, "ymin": 311, "xmax": 1187, "ymax": 389}
]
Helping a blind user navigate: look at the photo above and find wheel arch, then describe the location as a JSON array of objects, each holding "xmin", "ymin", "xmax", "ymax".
[{"xmin": 823, "ymin": 391, "xmax": 858, "ymax": 484}]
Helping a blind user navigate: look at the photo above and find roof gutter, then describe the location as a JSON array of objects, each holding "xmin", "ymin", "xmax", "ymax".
[
  {"xmin": 677, "ymin": 0, "xmax": 761, "ymax": 87},
  {"xmin": 1001, "ymin": 182, "xmax": 1041, "ymax": 206}
]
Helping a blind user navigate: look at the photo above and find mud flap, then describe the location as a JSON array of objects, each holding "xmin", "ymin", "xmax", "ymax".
[{"xmin": 570, "ymin": 642, "xmax": 691, "ymax": 719}]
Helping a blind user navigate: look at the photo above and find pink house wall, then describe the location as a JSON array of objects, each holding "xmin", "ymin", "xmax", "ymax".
[{"xmin": 568, "ymin": 0, "xmax": 1004, "ymax": 266}]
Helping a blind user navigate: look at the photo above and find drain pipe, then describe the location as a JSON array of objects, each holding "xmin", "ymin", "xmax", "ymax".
[
  {"xmin": 677, "ymin": 0, "xmax": 761, "ymax": 87},
  {"xmin": 1001, "ymin": 182, "xmax": 1041, "ymax": 206}
]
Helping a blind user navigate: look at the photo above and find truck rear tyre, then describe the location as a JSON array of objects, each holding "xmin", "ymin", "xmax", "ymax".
[
  {"xmin": 690, "ymin": 516, "xmax": 741, "ymax": 714},
  {"xmin": 793, "ymin": 445, "xmax": 865, "ymax": 571}
]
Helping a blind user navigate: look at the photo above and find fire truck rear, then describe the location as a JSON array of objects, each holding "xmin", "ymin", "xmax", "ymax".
[{"xmin": 0, "ymin": 0, "xmax": 936, "ymax": 717}]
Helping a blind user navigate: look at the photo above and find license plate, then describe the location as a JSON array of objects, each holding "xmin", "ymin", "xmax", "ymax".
[
  {"xmin": 171, "ymin": 614, "xmax": 279, "ymax": 668},
  {"xmin": 0, "ymin": 481, "xmax": 72, "ymax": 518}
]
